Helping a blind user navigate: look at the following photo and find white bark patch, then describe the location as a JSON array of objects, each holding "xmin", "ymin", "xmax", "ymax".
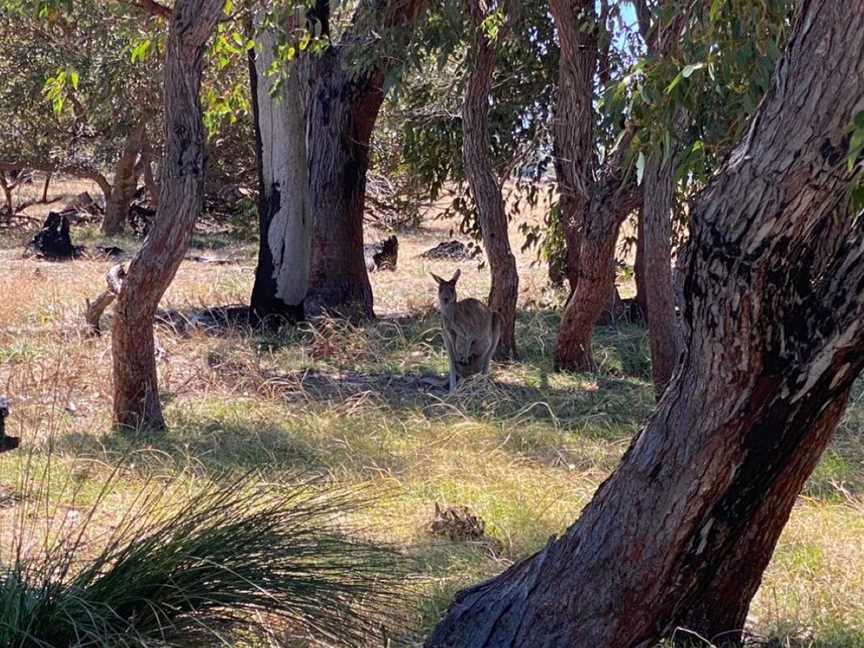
[
  {"xmin": 255, "ymin": 22, "xmax": 313, "ymax": 306},
  {"xmin": 791, "ymin": 324, "xmax": 860, "ymax": 403}
]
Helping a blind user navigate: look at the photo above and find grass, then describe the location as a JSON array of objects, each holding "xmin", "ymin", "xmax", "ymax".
[
  {"xmin": 1, "ymin": 175, "xmax": 863, "ymax": 646},
  {"xmin": 0, "ymin": 461, "xmax": 411, "ymax": 647}
]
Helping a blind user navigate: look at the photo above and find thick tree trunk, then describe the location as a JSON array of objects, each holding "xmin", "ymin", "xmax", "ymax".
[
  {"xmin": 427, "ymin": 3, "xmax": 864, "ymax": 646},
  {"xmin": 111, "ymin": 0, "xmax": 223, "ymax": 431},
  {"xmin": 102, "ymin": 123, "xmax": 145, "ymax": 236},
  {"xmin": 642, "ymin": 149, "xmax": 680, "ymax": 395},
  {"xmin": 461, "ymin": 0, "xmax": 519, "ymax": 359},
  {"xmin": 248, "ymin": 17, "xmax": 312, "ymax": 325},
  {"xmin": 303, "ymin": 47, "xmax": 378, "ymax": 320},
  {"xmin": 289, "ymin": 0, "xmax": 427, "ymax": 320}
]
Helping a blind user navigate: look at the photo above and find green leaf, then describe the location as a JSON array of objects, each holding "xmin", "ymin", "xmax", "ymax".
[
  {"xmin": 709, "ymin": 0, "xmax": 724, "ymax": 23},
  {"xmin": 854, "ymin": 111, "xmax": 864, "ymax": 131},
  {"xmin": 68, "ymin": 69, "xmax": 79, "ymax": 90}
]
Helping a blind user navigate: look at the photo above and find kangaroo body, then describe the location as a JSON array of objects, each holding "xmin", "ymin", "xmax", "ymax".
[{"xmin": 432, "ymin": 270, "xmax": 501, "ymax": 392}]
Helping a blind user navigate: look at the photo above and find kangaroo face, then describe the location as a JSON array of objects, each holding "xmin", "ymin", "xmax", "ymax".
[{"xmin": 431, "ymin": 269, "xmax": 461, "ymax": 310}]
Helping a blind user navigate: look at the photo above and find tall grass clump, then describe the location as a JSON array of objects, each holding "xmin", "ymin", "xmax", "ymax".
[{"xmin": 0, "ymin": 462, "xmax": 410, "ymax": 647}]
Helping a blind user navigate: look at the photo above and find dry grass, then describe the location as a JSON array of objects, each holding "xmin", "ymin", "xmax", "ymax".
[{"xmin": 0, "ymin": 175, "xmax": 862, "ymax": 646}]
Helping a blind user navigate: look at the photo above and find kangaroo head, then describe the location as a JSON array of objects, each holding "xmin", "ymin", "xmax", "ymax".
[{"xmin": 431, "ymin": 269, "xmax": 461, "ymax": 310}]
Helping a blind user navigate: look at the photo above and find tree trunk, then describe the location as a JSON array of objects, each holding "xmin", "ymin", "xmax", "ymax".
[
  {"xmin": 550, "ymin": 0, "xmax": 640, "ymax": 372},
  {"xmin": 248, "ymin": 14, "xmax": 313, "ymax": 325},
  {"xmin": 102, "ymin": 123, "xmax": 145, "ymax": 236},
  {"xmin": 642, "ymin": 149, "xmax": 680, "ymax": 395},
  {"xmin": 111, "ymin": 0, "xmax": 223, "ymax": 432},
  {"xmin": 296, "ymin": 0, "xmax": 427, "ymax": 319},
  {"xmin": 40, "ymin": 171, "xmax": 51, "ymax": 203},
  {"xmin": 141, "ymin": 139, "xmax": 160, "ymax": 210},
  {"xmin": 0, "ymin": 172, "xmax": 12, "ymax": 222},
  {"xmin": 555, "ymin": 178, "xmax": 640, "ymax": 371},
  {"xmin": 427, "ymin": 3, "xmax": 864, "ymax": 646},
  {"xmin": 461, "ymin": 0, "xmax": 519, "ymax": 359},
  {"xmin": 303, "ymin": 46, "xmax": 377, "ymax": 320},
  {"xmin": 550, "ymin": 0, "xmax": 594, "ymax": 290},
  {"xmin": 634, "ymin": 208, "xmax": 648, "ymax": 318}
]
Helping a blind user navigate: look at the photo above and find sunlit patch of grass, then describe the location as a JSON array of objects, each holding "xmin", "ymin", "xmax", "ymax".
[{"xmin": 2, "ymin": 191, "xmax": 864, "ymax": 644}]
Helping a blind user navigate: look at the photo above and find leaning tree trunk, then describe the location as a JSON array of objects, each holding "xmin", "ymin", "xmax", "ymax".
[
  {"xmin": 248, "ymin": 13, "xmax": 313, "ymax": 325},
  {"xmin": 102, "ymin": 123, "xmax": 145, "ymax": 236},
  {"xmin": 642, "ymin": 149, "xmax": 680, "ymax": 395},
  {"xmin": 427, "ymin": 3, "xmax": 864, "ymax": 646},
  {"xmin": 111, "ymin": 0, "xmax": 223, "ymax": 431},
  {"xmin": 461, "ymin": 0, "xmax": 519, "ymax": 359}
]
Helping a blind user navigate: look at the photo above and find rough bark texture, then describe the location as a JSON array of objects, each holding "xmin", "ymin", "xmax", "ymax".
[
  {"xmin": 554, "ymin": 156, "xmax": 640, "ymax": 372},
  {"xmin": 302, "ymin": 0, "xmax": 428, "ymax": 319},
  {"xmin": 102, "ymin": 123, "xmax": 144, "ymax": 235},
  {"xmin": 640, "ymin": 1, "xmax": 688, "ymax": 397},
  {"xmin": 460, "ymin": 0, "xmax": 519, "ymax": 359},
  {"xmin": 550, "ymin": 1, "xmax": 640, "ymax": 372},
  {"xmin": 550, "ymin": 0, "xmax": 594, "ymax": 289},
  {"xmin": 111, "ymin": 0, "xmax": 222, "ymax": 431},
  {"xmin": 248, "ymin": 14, "xmax": 312, "ymax": 325},
  {"xmin": 427, "ymin": 3, "xmax": 864, "ymax": 646},
  {"xmin": 642, "ymin": 150, "xmax": 680, "ymax": 395}
]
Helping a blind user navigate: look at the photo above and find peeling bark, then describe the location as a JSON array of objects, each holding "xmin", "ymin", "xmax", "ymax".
[
  {"xmin": 461, "ymin": 0, "xmax": 519, "ymax": 359},
  {"xmin": 427, "ymin": 3, "xmax": 864, "ymax": 645},
  {"xmin": 111, "ymin": 0, "xmax": 223, "ymax": 431},
  {"xmin": 248, "ymin": 11, "xmax": 312, "ymax": 325}
]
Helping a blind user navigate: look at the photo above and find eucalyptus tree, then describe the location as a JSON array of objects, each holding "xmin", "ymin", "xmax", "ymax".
[
  {"xmin": 0, "ymin": 0, "xmax": 162, "ymax": 234},
  {"xmin": 553, "ymin": 0, "xmax": 793, "ymax": 375},
  {"xmin": 428, "ymin": 2, "xmax": 864, "ymax": 644},
  {"xmin": 247, "ymin": 0, "xmax": 430, "ymax": 322},
  {"xmin": 460, "ymin": 0, "xmax": 521, "ymax": 359},
  {"xmin": 112, "ymin": 0, "xmax": 224, "ymax": 430},
  {"xmin": 631, "ymin": 0, "xmax": 794, "ymax": 393}
]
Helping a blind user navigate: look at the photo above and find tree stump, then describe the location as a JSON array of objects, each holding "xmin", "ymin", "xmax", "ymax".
[{"xmin": 26, "ymin": 212, "xmax": 79, "ymax": 259}]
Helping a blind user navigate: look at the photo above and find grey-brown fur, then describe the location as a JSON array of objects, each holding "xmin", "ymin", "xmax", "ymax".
[{"xmin": 431, "ymin": 269, "xmax": 501, "ymax": 392}]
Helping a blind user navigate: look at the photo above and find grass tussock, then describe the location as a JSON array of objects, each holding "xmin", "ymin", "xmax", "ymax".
[{"xmin": 0, "ymin": 461, "xmax": 411, "ymax": 647}]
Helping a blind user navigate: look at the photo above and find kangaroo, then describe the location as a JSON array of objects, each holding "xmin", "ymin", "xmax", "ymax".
[{"xmin": 431, "ymin": 269, "xmax": 502, "ymax": 392}]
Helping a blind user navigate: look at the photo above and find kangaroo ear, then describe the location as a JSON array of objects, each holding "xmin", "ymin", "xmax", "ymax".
[
  {"xmin": 450, "ymin": 268, "xmax": 461, "ymax": 283},
  {"xmin": 430, "ymin": 273, "xmax": 445, "ymax": 285}
]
